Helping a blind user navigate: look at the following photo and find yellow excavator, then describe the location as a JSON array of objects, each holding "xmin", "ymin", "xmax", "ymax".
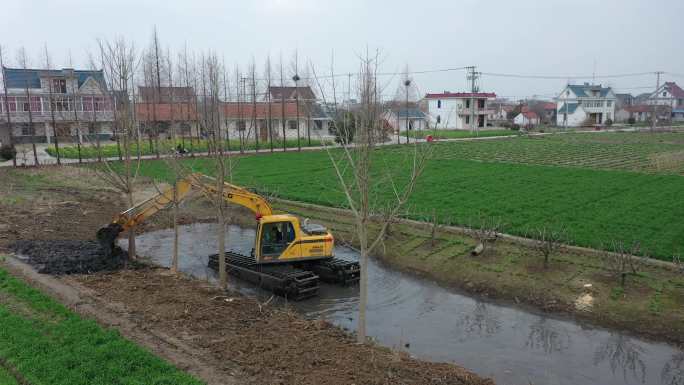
[{"xmin": 97, "ymin": 173, "xmax": 359, "ymax": 299}]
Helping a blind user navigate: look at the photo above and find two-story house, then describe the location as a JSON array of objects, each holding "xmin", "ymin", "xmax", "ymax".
[
  {"xmin": 424, "ymin": 91, "xmax": 496, "ymax": 129},
  {"xmin": 0, "ymin": 67, "xmax": 113, "ymax": 145},
  {"xmin": 556, "ymin": 83, "xmax": 616, "ymax": 127},
  {"xmin": 646, "ymin": 81, "xmax": 684, "ymax": 121}
]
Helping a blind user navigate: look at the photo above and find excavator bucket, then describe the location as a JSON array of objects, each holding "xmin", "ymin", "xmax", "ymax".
[{"xmin": 96, "ymin": 223, "xmax": 124, "ymax": 252}]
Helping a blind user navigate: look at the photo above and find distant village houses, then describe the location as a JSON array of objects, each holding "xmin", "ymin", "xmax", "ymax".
[
  {"xmin": 423, "ymin": 91, "xmax": 496, "ymax": 129},
  {"xmin": 556, "ymin": 83, "xmax": 616, "ymax": 127},
  {"xmin": 0, "ymin": 67, "xmax": 114, "ymax": 145}
]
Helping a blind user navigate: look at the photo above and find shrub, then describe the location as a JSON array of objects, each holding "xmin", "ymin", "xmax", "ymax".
[
  {"xmin": 627, "ymin": 117, "xmax": 636, "ymax": 125},
  {"xmin": 605, "ymin": 118, "xmax": 613, "ymax": 127},
  {"xmin": 511, "ymin": 124, "xmax": 520, "ymax": 131},
  {"xmin": 0, "ymin": 144, "xmax": 16, "ymax": 161}
]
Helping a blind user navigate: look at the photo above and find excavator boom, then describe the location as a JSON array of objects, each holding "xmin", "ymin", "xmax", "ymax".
[{"xmin": 97, "ymin": 173, "xmax": 273, "ymax": 249}]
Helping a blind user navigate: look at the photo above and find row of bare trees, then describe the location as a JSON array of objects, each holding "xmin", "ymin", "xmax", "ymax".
[{"xmin": 1, "ymin": 31, "xmax": 324, "ymax": 167}]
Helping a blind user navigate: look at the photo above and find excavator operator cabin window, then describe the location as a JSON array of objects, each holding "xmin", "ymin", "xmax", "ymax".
[{"xmin": 261, "ymin": 222, "xmax": 295, "ymax": 256}]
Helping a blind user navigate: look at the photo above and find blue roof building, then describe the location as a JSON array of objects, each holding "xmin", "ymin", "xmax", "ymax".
[{"xmin": 555, "ymin": 83, "xmax": 616, "ymax": 127}]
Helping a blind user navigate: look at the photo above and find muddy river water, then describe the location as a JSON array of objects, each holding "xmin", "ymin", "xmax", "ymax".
[{"xmin": 126, "ymin": 223, "xmax": 684, "ymax": 385}]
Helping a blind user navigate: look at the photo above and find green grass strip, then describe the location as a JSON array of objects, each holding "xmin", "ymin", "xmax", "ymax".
[{"xmin": 0, "ymin": 268, "xmax": 203, "ymax": 385}]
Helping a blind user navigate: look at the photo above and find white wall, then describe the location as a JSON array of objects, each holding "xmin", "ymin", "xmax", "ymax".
[
  {"xmin": 513, "ymin": 113, "xmax": 538, "ymax": 126},
  {"xmin": 556, "ymin": 107, "xmax": 587, "ymax": 127}
]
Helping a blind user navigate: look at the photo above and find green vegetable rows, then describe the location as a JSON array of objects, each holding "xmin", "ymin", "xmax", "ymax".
[
  {"xmin": 131, "ymin": 133, "xmax": 684, "ymax": 260},
  {"xmin": 0, "ymin": 268, "xmax": 202, "ymax": 385}
]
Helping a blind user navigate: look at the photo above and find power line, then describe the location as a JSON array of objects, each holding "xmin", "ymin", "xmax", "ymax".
[{"xmin": 480, "ymin": 71, "xmax": 656, "ymax": 80}]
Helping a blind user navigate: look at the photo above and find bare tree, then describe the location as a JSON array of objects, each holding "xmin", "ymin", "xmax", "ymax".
[
  {"xmin": 602, "ymin": 240, "xmax": 644, "ymax": 287},
  {"xmin": 672, "ymin": 254, "xmax": 683, "ymax": 275},
  {"xmin": 531, "ymin": 225, "xmax": 567, "ymax": 269},
  {"xmin": 316, "ymin": 50, "xmax": 431, "ymax": 343},
  {"xmin": 0, "ymin": 45, "xmax": 17, "ymax": 167},
  {"xmin": 279, "ymin": 53, "xmax": 287, "ymax": 151},
  {"xmin": 468, "ymin": 214, "xmax": 503, "ymax": 256},
  {"xmin": 43, "ymin": 44, "xmax": 62, "ymax": 165},
  {"xmin": 16, "ymin": 47, "xmax": 39, "ymax": 166},
  {"xmin": 264, "ymin": 54, "xmax": 274, "ymax": 152},
  {"xmin": 93, "ymin": 36, "xmax": 142, "ymax": 258},
  {"xmin": 201, "ymin": 52, "xmax": 233, "ymax": 288}
]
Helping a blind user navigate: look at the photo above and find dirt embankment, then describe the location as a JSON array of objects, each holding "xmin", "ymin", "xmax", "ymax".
[
  {"xmin": 71, "ymin": 266, "xmax": 490, "ymax": 385},
  {"xmin": 0, "ymin": 167, "xmax": 493, "ymax": 385}
]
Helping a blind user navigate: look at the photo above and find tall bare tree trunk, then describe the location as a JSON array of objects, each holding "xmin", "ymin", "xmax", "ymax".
[
  {"xmin": 0, "ymin": 46, "xmax": 17, "ymax": 167},
  {"xmin": 17, "ymin": 48, "xmax": 39, "ymax": 166}
]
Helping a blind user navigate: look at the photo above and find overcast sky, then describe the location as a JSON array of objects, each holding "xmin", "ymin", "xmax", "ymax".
[{"xmin": 2, "ymin": 0, "xmax": 683, "ymax": 101}]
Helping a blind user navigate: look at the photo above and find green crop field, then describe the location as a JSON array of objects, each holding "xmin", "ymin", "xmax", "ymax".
[
  {"xmin": 0, "ymin": 267, "xmax": 202, "ymax": 385},
  {"xmin": 128, "ymin": 132, "xmax": 684, "ymax": 260},
  {"xmin": 46, "ymin": 137, "xmax": 329, "ymax": 159},
  {"xmin": 401, "ymin": 128, "xmax": 513, "ymax": 139},
  {"xmin": 427, "ymin": 131, "xmax": 684, "ymax": 174}
]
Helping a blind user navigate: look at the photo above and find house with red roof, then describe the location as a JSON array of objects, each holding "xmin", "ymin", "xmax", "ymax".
[
  {"xmin": 646, "ymin": 82, "xmax": 684, "ymax": 121},
  {"xmin": 423, "ymin": 91, "xmax": 496, "ymax": 129}
]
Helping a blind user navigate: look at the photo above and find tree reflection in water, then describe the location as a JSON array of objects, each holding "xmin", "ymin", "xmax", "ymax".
[
  {"xmin": 457, "ymin": 302, "xmax": 501, "ymax": 337},
  {"xmin": 661, "ymin": 352, "xmax": 684, "ymax": 385},
  {"xmin": 525, "ymin": 318, "xmax": 571, "ymax": 354},
  {"xmin": 594, "ymin": 333, "xmax": 647, "ymax": 384}
]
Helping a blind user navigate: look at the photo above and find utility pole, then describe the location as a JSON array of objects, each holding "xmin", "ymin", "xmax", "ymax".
[
  {"xmin": 404, "ymin": 79, "xmax": 411, "ymax": 145},
  {"xmin": 651, "ymin": 71, "xmax": 663, "ymax": 133},
  {"xmin": 467, "ymin": 66, "xmax": 479, "ymax": 135}
]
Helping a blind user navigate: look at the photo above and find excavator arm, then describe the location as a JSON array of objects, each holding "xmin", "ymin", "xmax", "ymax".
[{"xmin": 96, "ymin": 173, "xmax": 274, "ymax": 249}]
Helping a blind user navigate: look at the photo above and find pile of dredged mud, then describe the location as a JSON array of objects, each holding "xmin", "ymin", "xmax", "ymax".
[{"xmin": 11, "ymin": 240, "xmax": 128, "ymax": 274}]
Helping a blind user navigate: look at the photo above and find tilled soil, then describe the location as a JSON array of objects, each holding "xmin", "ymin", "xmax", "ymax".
[
  {"xmin": 73, "ymin": 267, "xmax": 493, "ymax": 385},
  {"xmin": 11, "ymin": 240, "xmax": 128, "ymax": 274}
]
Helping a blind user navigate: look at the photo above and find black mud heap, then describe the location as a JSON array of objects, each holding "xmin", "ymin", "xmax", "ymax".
[{"xmin": 11, "ymin": 239, "xmax": 128, "ymax": 275}]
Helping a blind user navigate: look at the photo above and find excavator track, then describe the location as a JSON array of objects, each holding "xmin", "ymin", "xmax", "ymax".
[
  {"xmin": 208, "ymin": 252, "xmax": 319, "ymax": 301},
  {"xmin": 300, "ymin": 258, "xmax": 360, "ymax": 286}
]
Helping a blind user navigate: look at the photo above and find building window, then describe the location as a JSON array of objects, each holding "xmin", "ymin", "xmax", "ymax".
[
  {"xmin": 82, "ymin": 96, "xmax": 93, "ymax": 111},
  {"xmin": 51, "ymin": 78, "xmax": 67, "ymax": 94},
  {"xmin": 478, "ymin": 99, "xmax": 485, "ymax": 109},
  {"xmin": 314, "ymin": 120, "xmax": 323, "ymax": 130},
  {"xmin": 663, "ymin": 91, "xmax": 667, "ymax": 97},
  {"xmin": 5, "ymin": 97, "xmax": 16, "ymax": 112},
  {"xmin": 288, "ymin": 120, "xmax": 298, "ymax": 130},
  {"xmin": 437, "ymin": 100, "xmax": 441, "ymax": 108},
  {"xmin": 94, "ymin": 97, "xmax": 104, "ymax": 111},
  {"xmin": 607, "ymin": 100, "xmax": 612, "ymax": 107},
  {"xmin": 21, "ymin": 123, "xmax": 34, "ymax": 136},
  {"xmin": 679, "ymin": 99, "xmax": 683, "ymax": 106},
  {"xmin": 465, "ymin": 100, "xmax": 470, "ymax": 108},
  {"xmin": 465, "ymin": 116, "xmax": 470, "ymax": 124},
  {"xmin": 237, "ymin": 121, "xmax": 246, "ymax": 131},
  {"xmin": 436, "ymin": 115, "xmax": 441, "ymax": 124}
]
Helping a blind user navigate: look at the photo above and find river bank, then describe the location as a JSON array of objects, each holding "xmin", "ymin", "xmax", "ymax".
[
  {"xmin": 270, "ymin": 200, "xmax": 684, "ymax": 346},
  {"xmin": 0, "ymin": 167, "xmax": 492, "ymax": 385}
]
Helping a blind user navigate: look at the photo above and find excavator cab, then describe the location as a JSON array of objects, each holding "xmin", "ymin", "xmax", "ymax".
[{"xmin": 254, "ymin": 215, "xmax": 334, "ymax": 264}]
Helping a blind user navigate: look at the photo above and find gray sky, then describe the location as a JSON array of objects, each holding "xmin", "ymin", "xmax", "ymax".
[{"xmin": 2, "ymin": 0, "xmax": 683, "ymax": 101}]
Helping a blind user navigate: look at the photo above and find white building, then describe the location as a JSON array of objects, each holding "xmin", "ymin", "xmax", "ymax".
[
  {"xmin": 382, "ymin": 107, "xmax": 426, "ymax": 132},
  {"xmin": 1, "ymin": 67, "xmax": 114, "ymax": 145},
  {"xmin": 556, "ymin": 84, "xmax": 616, "ymax": 127},
  {"xmin": 424, "ymin": 91, "xmax": 496, "ymax": 129},
  {"xmin": 513, "ymin": 110, "xmax": 539, "ymax": 127},
  {"xmin": 645, "ymin": 82, "xmax": 684, "ymax": 121}
]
